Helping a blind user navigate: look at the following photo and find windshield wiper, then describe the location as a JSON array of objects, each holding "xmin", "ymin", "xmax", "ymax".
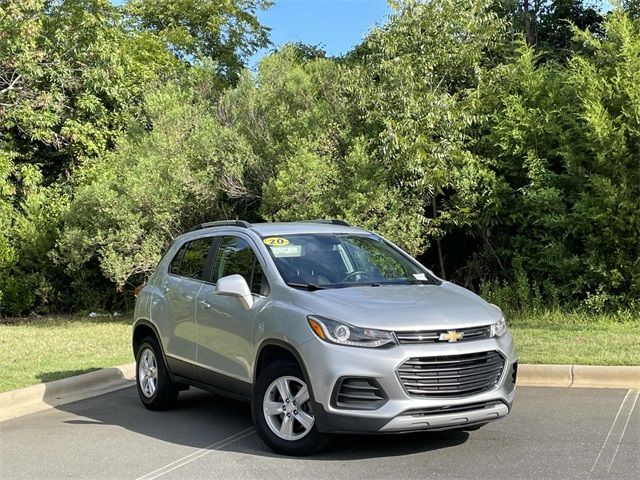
[{"xmin": 287, "ymin": 282, "xmax": 328, "ymax": 291}]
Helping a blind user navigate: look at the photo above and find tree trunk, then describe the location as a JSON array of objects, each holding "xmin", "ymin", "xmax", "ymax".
[
  {"xmin": 523, "ymin": 0, "xmax": 534, "ymax": 46},
  {"xmin": 432, "ymin": 196, "xmax": 446, "ymax": 279}
]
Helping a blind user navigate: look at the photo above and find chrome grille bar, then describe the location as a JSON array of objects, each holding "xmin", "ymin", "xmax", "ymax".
[{"xmin": 395, "ymin": 325, "xmax": 491, "ymax": 344}]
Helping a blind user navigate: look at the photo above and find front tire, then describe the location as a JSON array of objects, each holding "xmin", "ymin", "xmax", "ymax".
[
  {"xmin": 135, "ymin": 336, "xmax": 178, "ymax": 410},
  {"xmin": 252, "ymin": 360, "xmax": 330, "ymax": 456}
]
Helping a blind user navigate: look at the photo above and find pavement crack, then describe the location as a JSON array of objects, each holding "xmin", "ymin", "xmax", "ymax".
[{"xmin": 569, "ymin": 364, "xmax": 575, "ymax": 387}]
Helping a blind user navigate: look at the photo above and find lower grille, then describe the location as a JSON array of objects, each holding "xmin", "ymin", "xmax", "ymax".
[
  {"xmin": 403, "ymin": 400, "xmax": 506, "ymax": 417},
  {"xmin": 332, "ymin": 377, "xmax": 387, "ymax": 410},
  {"xmin": 398, "ymin": 350, "xmax": 505, "ymax": 398}
]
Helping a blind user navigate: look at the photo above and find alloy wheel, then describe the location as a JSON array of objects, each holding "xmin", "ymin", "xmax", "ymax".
[
  {"xmin": 138, "ymin": 348, "xmax": 158, "ymax": 398},
  {"xmin": 263, "ymin": 375, "xmax": 314, "ymax": 441}
]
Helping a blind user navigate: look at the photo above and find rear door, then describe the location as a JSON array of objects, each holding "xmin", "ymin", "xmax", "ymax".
[
  {"xmin": 161, "ymin": 236, "xmax": 215, "ymax": 364},
  {"xmin": 195, "ymin": 235, "xmax": 270, "ymax": 383}
]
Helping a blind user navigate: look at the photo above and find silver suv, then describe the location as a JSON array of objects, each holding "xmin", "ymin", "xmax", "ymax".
[{"xmin": 133, "ymin": 220, "xmax": 517, "ymax": 455}]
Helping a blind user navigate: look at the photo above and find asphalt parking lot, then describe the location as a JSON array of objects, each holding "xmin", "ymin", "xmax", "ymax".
[{"xmin": 1, "ymin": 386, "xmax": 638, "ymax": 480}]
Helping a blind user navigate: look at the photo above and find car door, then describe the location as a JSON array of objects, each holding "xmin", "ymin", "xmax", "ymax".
[
  {"xmin": 195, "ymin": 235, "xmax": 270, "ymax": 383},
  {"xmin": 161, "ymin": 236, "xmax": 214, "ymax": 364}
]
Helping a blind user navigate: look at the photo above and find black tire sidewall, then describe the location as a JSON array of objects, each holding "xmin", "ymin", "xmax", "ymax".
[
  {"xmin": 135, "ymin": 336, "xmax": 177, "ymax": 410},
  {"xmin": 251, "ymin": 361, "xmax": 329, "ymax": 456}
]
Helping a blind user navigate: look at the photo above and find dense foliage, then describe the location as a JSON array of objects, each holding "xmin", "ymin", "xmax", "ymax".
[{"xmin": 1, "ymin": 0, "xmax": 638, "ymax": 316}]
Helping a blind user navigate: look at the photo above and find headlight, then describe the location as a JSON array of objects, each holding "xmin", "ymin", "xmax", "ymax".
[
  {"xmin": 490, "ymin": 316, "xmax": 508, "ymax": 337},
  {"xmin": 307, "ymin": 315, "xmax": 396, "ymax": 348}
]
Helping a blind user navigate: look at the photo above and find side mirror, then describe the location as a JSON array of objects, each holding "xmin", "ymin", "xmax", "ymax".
[{"xmin": 215, "ymin": 274, "xmax": 254, "ymax": 310}]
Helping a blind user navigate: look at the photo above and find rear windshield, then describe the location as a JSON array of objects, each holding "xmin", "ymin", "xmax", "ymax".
[{"xmin": 261, "ymin": 233, "xmax": 435, "ymax": 289}]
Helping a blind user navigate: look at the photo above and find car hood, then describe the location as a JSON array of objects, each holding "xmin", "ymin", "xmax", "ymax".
[{"xmin": 290, "ymin": 282, "xmax": 501, "ymax": 331}]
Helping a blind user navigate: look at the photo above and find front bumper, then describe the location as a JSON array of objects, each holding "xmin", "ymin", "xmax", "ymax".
[{"xmin": 299, "ymin": 330, "xmax": 517, "ymax": 434}]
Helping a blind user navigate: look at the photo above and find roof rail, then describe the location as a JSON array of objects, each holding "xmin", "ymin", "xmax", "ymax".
[
  {"xmin": 189, "ymin": 220, "xmax": 252, "ymax": 232},
  {"xmin": 301, "ymin": 219, "xmax": 351, "ymax": 227}
]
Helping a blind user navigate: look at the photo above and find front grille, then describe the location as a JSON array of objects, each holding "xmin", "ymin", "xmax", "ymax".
[
  {"xmin": 403, "ymin": 400, "xmax": 505, "ymax": 417},
  {"xmin": 395, "ymin": 325, "xmax": 491, "ymax": 344},
  {"xmin": 397, "ymin": 351, "xmax": 505, "ymax": 398},
  {"xmin": 332, "ymin": 377, "xmax": 387, "ymax": 410}
]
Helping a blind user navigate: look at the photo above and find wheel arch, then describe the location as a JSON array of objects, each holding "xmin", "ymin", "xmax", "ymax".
[
  {"xmin": 254, "ymin": 340, "xmax": 313, "ymax": 394},
  {"xmin": 132, "ymin": 319, "xmax": 165, "ymax": 360}
]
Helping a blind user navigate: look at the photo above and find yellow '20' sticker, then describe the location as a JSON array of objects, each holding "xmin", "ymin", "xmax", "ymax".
[{"xmin": 263, "ymin": 237, "xmax": 289, "ymax": 246}]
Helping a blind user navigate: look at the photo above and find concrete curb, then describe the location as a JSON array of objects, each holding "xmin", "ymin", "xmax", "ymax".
[
  {"xmin": 0, "ymin": 363, "xmax": 135, "ymax": 422},
  {"xmin": 0, "ymin": 362, "xmax": 638, "ymax": 422},
  {"xmin": 517, "ymin": 364, "xmax": 640, "ymax": 389}
]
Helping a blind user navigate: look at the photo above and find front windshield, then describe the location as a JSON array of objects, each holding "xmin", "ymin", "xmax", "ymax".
[{"xmin": 261, "ymin": 233, "xmax": 435, "ymax": 289}]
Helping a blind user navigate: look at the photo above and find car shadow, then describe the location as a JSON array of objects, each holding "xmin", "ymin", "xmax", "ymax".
[{"xmin": 52, "ymin": 385, "xmax": 469, "ymax": 461}]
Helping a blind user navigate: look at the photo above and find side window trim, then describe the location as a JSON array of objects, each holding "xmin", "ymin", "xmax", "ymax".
[
  {"xmin": 202, "ymin": 236, "xmax": 222, "ymax": 285},
  {"xmin": 166, "ymin": 236, "xmax": 216, "ymax": 283},
  {"xmin": 167, "ymin": 243, "xmax": 187, "ymax": 276}
]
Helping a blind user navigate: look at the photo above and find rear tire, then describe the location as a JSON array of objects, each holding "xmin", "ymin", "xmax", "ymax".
[
  {"xmin": 135, "ymin": 336, "xmax": 178, "ymax": 410},
  {"xmin": 252, "ymin": 360, "xmax": 330, "ymax": 456}
]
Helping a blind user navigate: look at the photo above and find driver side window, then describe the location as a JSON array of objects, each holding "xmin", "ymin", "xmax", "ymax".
[{"xmin": 211, "ymin": 236, "xmax": 270, "ymax": 296}]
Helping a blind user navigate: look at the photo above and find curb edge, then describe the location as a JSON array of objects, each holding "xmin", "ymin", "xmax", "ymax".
[
  {"xmin": 0, "ymin": 363, "xmax": 135, "ymax": 422},
  {"xmin": 1, "ymin": 362, "xmax": 638, "ymax": 422}
]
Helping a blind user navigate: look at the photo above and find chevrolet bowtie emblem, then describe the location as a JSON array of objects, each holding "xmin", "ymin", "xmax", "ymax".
[{"xmin": 439, "ymin": 330, "xmax": 464, "ymax": 342}]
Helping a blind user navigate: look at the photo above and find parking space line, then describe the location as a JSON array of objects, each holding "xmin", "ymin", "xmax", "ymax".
[
  {"xmin": 135, "ymin": 426, "xmax": 256, "ymax": 480},
  {"xmin": 607, "ymin": 389, "xmax": 639, "ymax": 473},
  {"xmin": 590, "ymin": 389, "xmax": 639, "ymax": 476}
]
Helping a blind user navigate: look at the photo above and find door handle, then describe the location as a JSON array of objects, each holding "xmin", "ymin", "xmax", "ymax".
[
  {"xmin": 161, "ymin": 285, "xmax": 170, "ymax": 293},
  {"xmin": 199, "ymin": 299, "xmax": 211, "ymax": 309}
]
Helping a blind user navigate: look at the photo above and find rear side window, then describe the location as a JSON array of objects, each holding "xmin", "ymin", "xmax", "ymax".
[
  {"xmin": 169, "ymin": 244, "xmax": 187, "ymax": 275},
  {"xmin": 170, "ymin": 237, "xmax": 213, "ymax": 280},
  {"xmin": 212, "ymin": 236, "xmax": 269, "ymax": 295}
]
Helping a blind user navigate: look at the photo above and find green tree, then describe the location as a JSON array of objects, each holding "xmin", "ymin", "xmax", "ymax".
[
  {"xmin": 123, "ymin": 0, "xmax": 271, "ymax": 85},
  {"xmin": 0, "ymin": 0, "xmax": 270, "ymax": 314},
  {"xmin": 349, "ymin": 0, "xmax": 506, "ymax": 276},
  {"xmin": 56, "ymin": 85, "xmax": 256, "ymax": 294},
  {"xmin": 475, "ymin": 7, "xmax": 640, "ymax": 309}
]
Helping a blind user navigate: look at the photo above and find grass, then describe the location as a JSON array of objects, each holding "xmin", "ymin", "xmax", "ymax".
[
  {"xmin": 0, "ymin": 309, "xmax": 637, "ymax": 393},
  {"xmin": 0, "ymin": 315, "xmax": 132, "ymax": 392},
  {"xmin": 509, "ymin": 309, "xmax": 640, "ymax": 366}
]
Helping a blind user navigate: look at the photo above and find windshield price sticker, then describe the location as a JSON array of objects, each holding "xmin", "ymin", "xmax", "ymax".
[
  {"xmin": 271, "ymin": 245, "xmax": 302, "ymax": 258},
  {"xmin": 263, "ymin": 237, "xmax": 290, "ymax": 246}
]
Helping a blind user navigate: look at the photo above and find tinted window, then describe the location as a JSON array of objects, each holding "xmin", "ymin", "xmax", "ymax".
[
  {"xmin": 178, "ymin": 238, "xmax": 213, "ymax": 280},
  {"xmin": 212, "ymin": 237, "xmax": 268, "ymax": 295},
  {"xmin": 251, "ymin": 260, "xmax": 267, "ymax": 296},
  {"xmin": 169, "ymin": 244, "xmax": 187, "ymax": 275}
]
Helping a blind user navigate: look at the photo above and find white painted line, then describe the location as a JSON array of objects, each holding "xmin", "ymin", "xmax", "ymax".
[
  {"xmin": 607, "ymin": 389, "xmax": 639, "ymax": 473},
  {"xmin": 590, "ymin": 390, "xmax": 631, "ymax": 472},
  {"xmin": 135, "ymin": 426, "xmax": 256, "ymax": 480},
  {"xmin": 590, "ymin": 389, "xmax": 639, "ymax": 475}
]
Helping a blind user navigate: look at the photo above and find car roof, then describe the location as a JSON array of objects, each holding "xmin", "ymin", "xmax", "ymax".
[
  {"xmin": 173, "ymin": 221, "xmax": 371, "ymax": 244},
  {"xmin": 249, "ymin": 222, "xmax": 366, "ymax": 236}
]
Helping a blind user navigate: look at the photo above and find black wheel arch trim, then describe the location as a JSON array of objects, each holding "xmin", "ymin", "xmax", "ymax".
[
  {"xmin": 132, "ymin": 319, "xmax": 169, "ymax": 369},
  {"xmin": 254, "ymin": 339, "xmax": 315, "ymax": 397}
]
